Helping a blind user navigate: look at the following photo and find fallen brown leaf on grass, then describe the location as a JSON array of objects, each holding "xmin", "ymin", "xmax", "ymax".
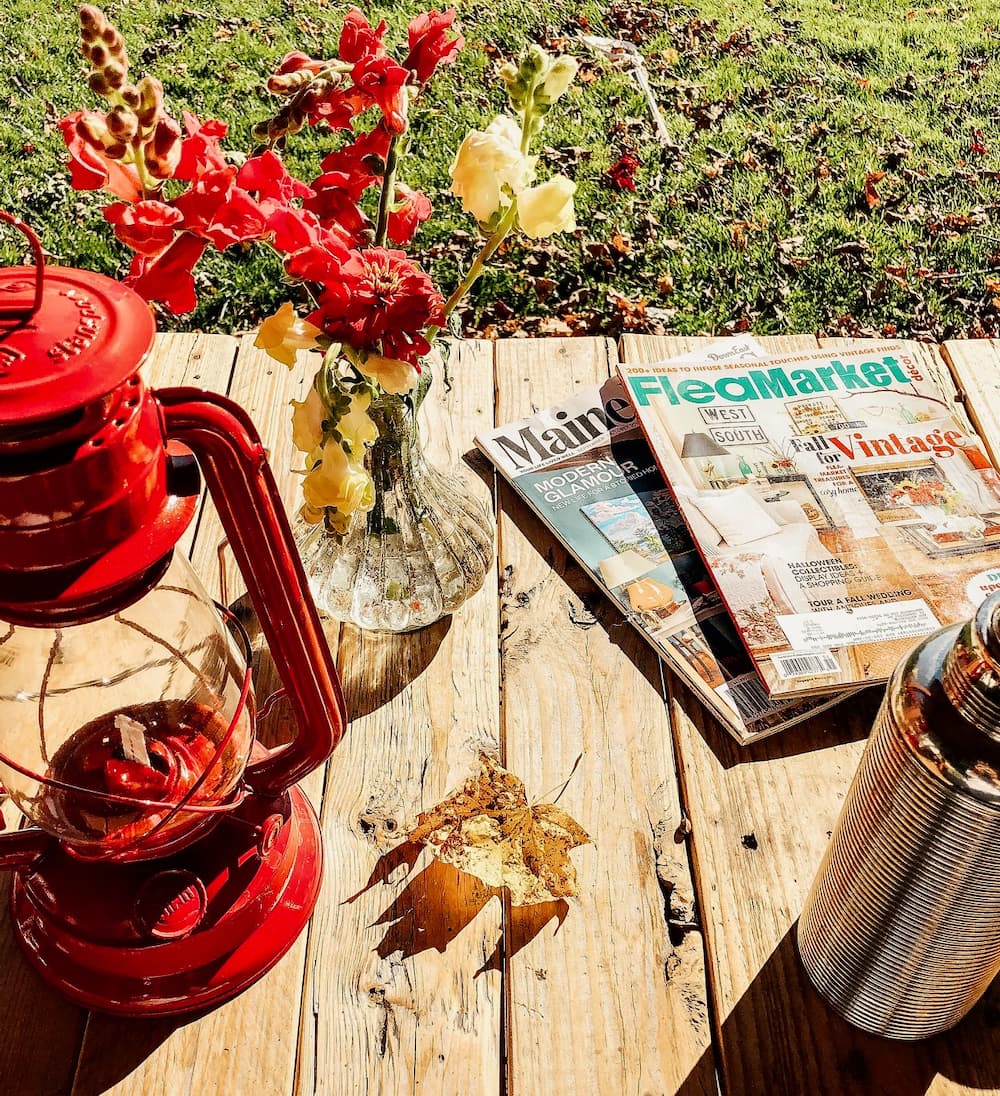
[
  {"xmin": 864, "ymin": 170, "xmax": 887, "ymax": 210},
  {"xmin": 407, "ymin": 753, "xmax": 590, "ymax": 905}
]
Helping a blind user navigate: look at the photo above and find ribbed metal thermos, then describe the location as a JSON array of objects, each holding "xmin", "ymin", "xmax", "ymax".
[{"xmin": 798, "ymin": 591, "xmax": 1000, "ymax": 1039}]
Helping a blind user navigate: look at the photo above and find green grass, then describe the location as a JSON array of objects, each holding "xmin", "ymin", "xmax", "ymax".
[{"xmin": 5, "ymin": 0, "xmax": 1000, "ymax": 339}]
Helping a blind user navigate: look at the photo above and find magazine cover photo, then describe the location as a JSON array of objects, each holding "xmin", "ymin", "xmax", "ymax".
[{"xmin": 620, "ymin": 344, "xmax": 1000, "ymax": 697}]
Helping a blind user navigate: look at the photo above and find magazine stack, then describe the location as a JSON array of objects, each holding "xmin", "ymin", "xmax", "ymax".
[{"xmin": 478, "ymin": 338, "xmax": 1000, "ymax": 743}]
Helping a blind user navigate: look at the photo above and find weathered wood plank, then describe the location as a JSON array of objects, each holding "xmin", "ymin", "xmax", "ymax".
[
  {"xmin": 71, "ymin": 334, "xmax": 323, "ymax": 1096},
  {"xmin": 621, "ymin": 333, "xmax": 1000, "ymax": 1096},
  {"xmin": 942, "ymin": 339, "xmax": 1000, "ymax": 469},
  {"xmin": 495, "ymin": 337, "xmax": 716, "ymax": 1096},
  {"xmin": 295, "ymin": 338, "xmax": 503, "ymax": 1096}
]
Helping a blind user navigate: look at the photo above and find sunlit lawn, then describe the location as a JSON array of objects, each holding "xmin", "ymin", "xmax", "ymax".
[{"xmin": 5, "ymin": 0, "xmax": 1000, "ymax": 339}]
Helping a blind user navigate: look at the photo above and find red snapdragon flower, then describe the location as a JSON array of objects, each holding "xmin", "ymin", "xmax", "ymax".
[
  {"xmin": 266, "ymin": 207, "xmax": 324, "ymax": 253},
  {"xmin": 171, "ymin": 166, "xmax": 268, "ymax": 250},
  {"xmin": 238, "ymin": 149, "xmax": 313, "ymax": 209},
  {"xmin": 125, "ymin": 233, "xmax": 208, "ymax": 314},
  {"xmin": 404, "ymin": 9, "xmax": 463, "ymax": 84},
  {"xmin": 387, "ymin": 184, "xmax": 432, "ymax": 245},
  {"xmin": 308, "ymin": 248, "xmax": 445, "ymax": 364},
  {"xmin": 284, "ymin": 232, "xmax": 353, "ymax": 283},
  {"xmin": 351, "ymin": 53, "xmax": 410, "ymax": 133},
  {"xmin": 276, "ymin": 51, "xmax": 328, "ymax": 76},
  {"xmin": 339, "ymin": 7, "xmax": 388, "ymax": 64},
  {"xmin": 304, "ymin": 172, "xmax": 374, "ymax": 244},
  {"xmin": 173, "ymin": 113, "xmax": 229, "ymax": 181},
  {"xmin": 319, "ymin": 122, "xmax": 393, "ymax": 190},
  {"xmin": 103, "ymin": 200, "xmax": 183, "ymax": 255},
  {"xmin": 59, "ymin": 110, "xmax": 142, "ymax": 202}
]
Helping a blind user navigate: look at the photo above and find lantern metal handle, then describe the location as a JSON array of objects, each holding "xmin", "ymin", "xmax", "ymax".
[
  {"xmin": 154, "ymin": 387, "xmax": 347, "ymax": 798},
  {"xmin": 0, "ymin": 210, "xmax": 45, "ymax": 321}
]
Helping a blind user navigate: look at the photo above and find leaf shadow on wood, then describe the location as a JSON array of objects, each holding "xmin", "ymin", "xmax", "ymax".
[
  {"xmin": 716, "ymin": 922, "xmax": 1000, "ymax": 1096},
  {"xmin": 346, "ymin": 841, "xmax": 569, "ymax": 968}
]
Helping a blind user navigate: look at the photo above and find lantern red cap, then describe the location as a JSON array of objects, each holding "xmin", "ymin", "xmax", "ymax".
[
  {"xmin": 0, "ymin": 216, "xmax": 194, "ymax": 622},
  {"xmin": 0, "ymin": 264, "xmax": 156, "ymax": 425}
]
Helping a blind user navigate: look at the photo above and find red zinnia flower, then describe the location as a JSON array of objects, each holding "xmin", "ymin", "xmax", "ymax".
[
  {"xmin": 308, "ymin": 248, "xmax": 445, "ymax": 364},
  {"xmin": 404, "ymin": 9, "xmax": 464, "ymax": 84}
]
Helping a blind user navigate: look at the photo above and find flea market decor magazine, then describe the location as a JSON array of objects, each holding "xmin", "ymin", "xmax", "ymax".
[{"xmin": 619, "ymin": 343, "xmax": 1000, "ymax": 698}]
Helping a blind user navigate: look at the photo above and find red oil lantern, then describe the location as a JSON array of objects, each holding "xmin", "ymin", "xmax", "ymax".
[{"xmin": 0, "ymin": 212, "xmax": 347, "ymax": 1015}]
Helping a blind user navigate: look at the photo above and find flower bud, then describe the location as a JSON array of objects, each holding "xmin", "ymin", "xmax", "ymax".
[
  {"xmin": 79, "ymin": 5, "xmax": 104, "ymax": 33},
  {"xmin": 135, "ymin": 75, "xmax": 163, "ymax": 127},
  {"xmin": 104, "ymin": 61, "xmax": 126, "ymax": 90},
  {"xmin": 537, "ymin": 56, "xmax": 578, "ymax": 105},
  {"xmin": 144, "ymin": 117, "xmax": 182, "ymax": 179},
  {"xmin": 523, "ymin": 44, "xmax": 547, "ymax": 76},
  {"xmin": 120, "ymin": 84, "xmax": 141, "ymax": 109},
  {"xmin": 267, "ymin": 69, "xmax": 313, "ymax": 95},
  {"xmin": 88, "ymin": 42, "xmax": 108, "ymax": 67},
  {"xmin": 103, "ymin": 140, "xmax": 128, "ymax": 160},
  {"xmin": 500, "ymin": 61, "xmax": 529, "ymax": 111},
  {"xmin": 106, "ymin": 104, "xmax": 139, "ymax": 141},
  {"xmin": 87, "ymin": 70, "xmax": 111, "ymax": 96},
  {"xmin": 76, "ymin": 114, "xmax": 112, "ymax": 149}
]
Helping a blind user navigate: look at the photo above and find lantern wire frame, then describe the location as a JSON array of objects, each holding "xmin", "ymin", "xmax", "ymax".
[{"xmin": 0, "ymin": 603, "xmax": 256, "ymax": 862}]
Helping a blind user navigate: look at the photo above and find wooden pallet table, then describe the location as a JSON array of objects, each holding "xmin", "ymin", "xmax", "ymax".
[{"xmin": 2, "ymin": 334, "xmax": 1000, "ymax": 1096}]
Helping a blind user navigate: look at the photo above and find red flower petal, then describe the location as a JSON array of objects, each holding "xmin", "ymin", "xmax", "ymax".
[
  {"xmin": 103, "ymin": 199, "xmax": 183, "ymax": 256},
  {"xmin": 404, "ymin": 9, "xmax": 464, "ymax": 84},
  {"xmin": 125, "ymin": 234, "xmax": 208, "ymax": 314},
  {"xmin": 387, "ymin": 184, "xmax": 432, "ymax": 245}
]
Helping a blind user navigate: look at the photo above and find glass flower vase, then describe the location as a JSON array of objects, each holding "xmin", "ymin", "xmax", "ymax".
[{"xmin": 293, "ymin": 357, "xmax": 493, "ymax": 633}]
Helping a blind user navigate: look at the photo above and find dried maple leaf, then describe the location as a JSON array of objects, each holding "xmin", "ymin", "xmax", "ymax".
[{"xmin": 407, "ymin": 753, "xmax": 590, "ymax": 906}]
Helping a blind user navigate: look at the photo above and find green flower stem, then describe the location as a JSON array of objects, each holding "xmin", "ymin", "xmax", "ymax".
[
  {"xmin": 437, "ymin": 202, "xmax": 518, "ymax": 326},
  {"xmin": 374, "ymin": 134, "xmax": 401, "ymax": 248}
]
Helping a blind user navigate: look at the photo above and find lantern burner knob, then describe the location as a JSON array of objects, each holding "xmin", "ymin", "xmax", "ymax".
[{"xmin": 133, "ymin": 869, "xmax": 208, "ymax": 940}]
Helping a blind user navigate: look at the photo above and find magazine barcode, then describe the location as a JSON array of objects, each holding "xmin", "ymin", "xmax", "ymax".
[
  {"xmin": 725, "ymin": 674, "xmax": 786, "ymax": 718},
  {"xmin": 771, "ymin": 650, "xmax": 840, "ymax": 680}
]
